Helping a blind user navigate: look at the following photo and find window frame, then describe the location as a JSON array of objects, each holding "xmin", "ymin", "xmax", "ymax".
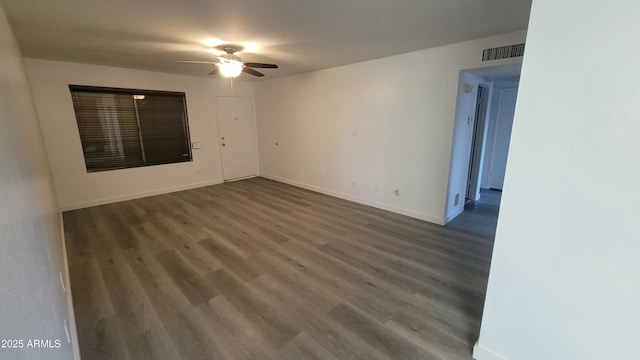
[{"xmin": 68, "ymin": 85, "xmax": 193, "ymax": 173}]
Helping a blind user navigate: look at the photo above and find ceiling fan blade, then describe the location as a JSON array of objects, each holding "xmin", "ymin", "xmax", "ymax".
[
  {"xmin": 244, "ymin": 62, "xmax": 278, "ymax": 69},
  {"xmin": 242, "ymin": 67, "xmax": 265, "ymax": 77},
  {"xmin": 208, "ymin": 68, "xmax": 219, "ymax": 76},
  {"xmin": 177, "ymin": 60, "xmax": 218, "ymax": 65}
]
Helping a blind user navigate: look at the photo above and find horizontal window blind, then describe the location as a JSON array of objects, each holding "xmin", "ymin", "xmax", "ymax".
[{"xmin": 69, "ymin": 86, "xmax": 192, "ymax": 172}]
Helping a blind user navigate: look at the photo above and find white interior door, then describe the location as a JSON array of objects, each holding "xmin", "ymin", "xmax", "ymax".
[
  {"xmin": 488, "ymin": 88, "xmax": 518, "ymax": 189},
  {"xmin": 217, "ymin": 96, "xmax": 257, "ymax": 181}
]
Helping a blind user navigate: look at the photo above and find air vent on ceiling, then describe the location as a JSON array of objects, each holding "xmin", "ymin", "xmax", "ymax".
[{"xmin": 482, "ymin": 43, "xmax": 525, "ymax": 62}]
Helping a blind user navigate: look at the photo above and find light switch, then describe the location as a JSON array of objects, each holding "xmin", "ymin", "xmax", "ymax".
[{"xmin": 192, "ymin": 142, "xmax": 201, "ymax": 150}]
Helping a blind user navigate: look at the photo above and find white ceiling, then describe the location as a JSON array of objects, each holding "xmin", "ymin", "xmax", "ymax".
[{"xmin": 1, "ymin": 0, "xmax": 532, "ymax": 81}]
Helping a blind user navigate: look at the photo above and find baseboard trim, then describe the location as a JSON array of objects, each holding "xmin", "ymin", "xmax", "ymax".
[
  {"xmin": 473, "ymin": 342, "xmax": 507, "ymax": 360},
  {"xmin": 59, "ymin": 213, "xmax": 81, "ymax": 360},
  {"xmin": 444, "ymin": 206, "xmax": 465, "ymax": 224},
  {"xmin": 260, "ymin": 174, "xmax": 445, "ymax": 225},
  {"xmin": 60, "ymin": 179, "xmax": 224, "ymax": 211},
  {"xmin": 224, "ymin": 175, "xmax": 258, "ymax": 182}
]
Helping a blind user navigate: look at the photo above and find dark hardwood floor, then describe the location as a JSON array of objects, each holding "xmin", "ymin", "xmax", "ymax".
[
  {"xmin": 446, "ymin": 190, "xmax": 501, "ymax": 239},
  {"xmin": 63, "ymin": 178, "xmax": 501, "ymax": 360}
]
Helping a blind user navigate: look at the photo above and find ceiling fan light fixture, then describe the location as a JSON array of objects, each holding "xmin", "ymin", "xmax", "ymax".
[
  {"xmin": 218, "ymin": 59, "xmax": 243, "ymax": 78},
  {"xmin": 179, "ymin": 44, "xmax": 277, "ymax": 78}
]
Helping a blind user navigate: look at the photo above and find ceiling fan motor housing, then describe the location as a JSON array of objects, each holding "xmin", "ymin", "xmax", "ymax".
[
  {"xmin": 179, "ymin": 44, "xmax": 277, "ymax": 77},
  {"xmin": 220, "ymin": 53, "xmax": 242, "ymax": 62}
]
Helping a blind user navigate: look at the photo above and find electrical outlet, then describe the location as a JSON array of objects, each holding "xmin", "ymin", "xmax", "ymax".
[
  {"xmin": 454, "ymin": 193, "xmax": 460, "ymax": 206},
  {"xmin": 393, "ymin": 189, "xmax": 400, "ymax": 196}
]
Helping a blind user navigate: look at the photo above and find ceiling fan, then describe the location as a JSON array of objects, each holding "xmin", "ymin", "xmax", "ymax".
[{"xmin": 178, "ymin": 45, "xmax": 278, "ymax": 78}]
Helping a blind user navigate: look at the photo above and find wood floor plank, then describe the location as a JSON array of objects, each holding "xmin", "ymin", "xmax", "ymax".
[
  {"xmin": 328, "ymin": 302, "xmax": 440, "ymax": 360},
  {"xmin": 96, "ymin": 257, "xmax": 153, "ymax": 339},
  {"xmin": 155, "ymin": 250, "xmax": 219, "ymax": 306},
  {"xmin": 125, "ymin": 325, "xmax": 184, "ymax": 360},
  {"xmin": 387, "ymin": 310, "xmax": 472, "ymax": 360},
  {"xmin": 69, "ymin": 257, "xmax": 114, "ymax": 322},
  {"xmin": 196, "ymin": 295, "xmax": 283, "ymax": 360},
  {"xmin": 63, "ymin": 178, "xmax": 501, "ymax": 360},
  {"xmin": 278, "ymin": 238, "xmax": 414, "ymax": 321},
  {"xmin": 396, "ymin": 297, "xmax": 480, "ymax": 346},
  {"xmin": 174, "ymin": 234, "xmax": 225, "ymax": 276},
  {"xmin": 91, "ymin": 316, "xmax": 132, "ymax": 360},
  {"xmin": 207, "ymin": 268, "xmax": 300, "ymax": 348},
  {"xmin": 278, "ymin": 332, "xmax": 339, "ymax": 360},
  {"xmin": 204, "ymin": 197, "xmax": 291, "ymax": 245},
  {"xmin": 251, "ymin": 274, "xmax": 391, "ymax": 360},
  {"xmin": 129, "ymin": 222, "xmax": 172, "ymax": 255},
  {"xmin": 198, "ymin": 237, "xmax": 262, "ymax": 281},
  {"xmin": 124, "ymin": 248, "xmax": 227, "ymax": 360},
  {"xmin": 185, "ymin": 205, "xmax": 268, "ymax": 256},
  {"xmin": 253, "ymin": 252, "xmax": 342, "ymax": 313}
]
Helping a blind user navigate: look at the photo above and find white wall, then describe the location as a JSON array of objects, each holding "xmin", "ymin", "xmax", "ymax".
[
  {"xmin": 256, "ymin": 31, "xmax": 526, "ymax": 225},
  {"xmin": 474, "ymin": 1, "xmax": 640, "ymax": 359},
  {"xmin": 480, "ymin": 80, "xmax": 519, "ymax": 189},
  {"xmin": 0, "ymin": 4, "xmax": 76, "ymax": 359},
  {"xmin": 25, "ymin": 59, "xmax": 255, "ymax": 210}
]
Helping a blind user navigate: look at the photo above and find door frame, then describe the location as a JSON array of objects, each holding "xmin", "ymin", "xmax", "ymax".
[
  {"xmin": 466, "ymin": 83, "xmax": 491, "ymax": 201},
  {"xmin": 215, "ymin": 95, "xmax": 260, "ymax": 181}
]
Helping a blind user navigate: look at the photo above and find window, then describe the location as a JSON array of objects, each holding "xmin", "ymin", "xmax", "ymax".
[{"xmin": 69, "ymin": 85, "xmax": 192, "ymax": 172}]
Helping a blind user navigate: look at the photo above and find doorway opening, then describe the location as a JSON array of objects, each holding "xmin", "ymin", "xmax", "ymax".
[{"xmin": 445, "ymin": 63, "xmax": 521, "ymax": 224}]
